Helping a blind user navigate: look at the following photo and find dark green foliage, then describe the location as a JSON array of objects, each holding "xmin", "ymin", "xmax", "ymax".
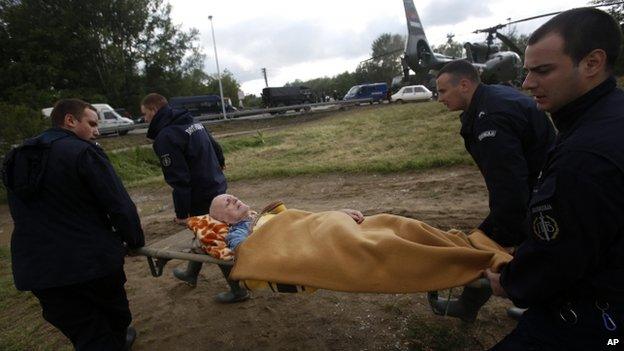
[
  {"xmin": 0, "ymin": 102, "xmax": 48, "ymax": 156},
  {"xmin": 0, "ymin": 0, "xmax": 237, "ymax": 116},
  {"xmin": 285, "ymin": 33, "xmax": 405, "ymax": 99}
]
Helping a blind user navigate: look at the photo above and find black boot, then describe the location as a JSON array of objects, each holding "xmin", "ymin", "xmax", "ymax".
[
  {"xmin": 428, "ymin": 281, "xmax": 492, "ymax": 323},
  {"xmin": 173, "ymin": 261, "xmax": 203, "ymax": 287},
  {"xmin": 215, "ymin": 265, "xmax": 250, "ymax": 303}
]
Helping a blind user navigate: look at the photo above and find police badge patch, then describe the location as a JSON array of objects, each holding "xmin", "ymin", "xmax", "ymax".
[
  {"xmin": 160, "ymin": 154, "xmax": 172, "ymax": 167},
  {"xmin": 531, "ymin": 204, "xmax": 559, "ymax": 241}
]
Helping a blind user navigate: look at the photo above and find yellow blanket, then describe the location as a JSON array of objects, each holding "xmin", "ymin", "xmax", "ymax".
[{"xmin": 230, "ymin": 209, "xmax": 512, "ymax": 293}]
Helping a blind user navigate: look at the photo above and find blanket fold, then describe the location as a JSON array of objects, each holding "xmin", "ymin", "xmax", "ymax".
[{"xmin": 230, "ymin": 209, "xmax": 512, "ymax": 293}]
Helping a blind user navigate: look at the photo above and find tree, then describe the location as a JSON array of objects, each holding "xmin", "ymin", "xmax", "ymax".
[
  {"xmin": 499, "ymin": 26, "xmax": 529, "ymax": 56},
  {"xmin": 204, "ymin": 70, "xmax": 241, "ymax": 106},
  {"xmin": 433, "ymin": 34, "xmax": 464, "ymax": 58},
  {"xmin": 0, "ymin": 0, "xmax": 208, "ymax": 115},
  {"xmin": 355, "ymin": 33, "xmax": 405, "ymax": 85}
]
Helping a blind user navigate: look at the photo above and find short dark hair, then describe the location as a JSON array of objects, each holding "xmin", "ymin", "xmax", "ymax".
[
  {"xmin": 141, "ymin": 93, "xmax": 168, "ymax": 110},
  {"xmin": 50, "ymin": 99, "xmax": 96, "ymax": 127},
  {"xmin": 437, "ymin": 60, "xmax": 481, "ymax": 84},
  {"xmin": 528, "ymin": 7, "xmax": 622, "ymax": 70}
]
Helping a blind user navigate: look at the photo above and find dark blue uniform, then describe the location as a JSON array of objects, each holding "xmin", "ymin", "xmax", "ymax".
[
  {"xmin": 147, "ymin": 106, "xmax": 226, "ymax": 218},
  {"xmin": 460, "ymin": 84, "xmax": 556, "ymax": 246},
  {"xmin": 495, "ymin": 77, "xmax": 624, "ymax": 350},
  {"xmin": 2, "ymin": 127, "xmax": 144, "ymax": 349}
]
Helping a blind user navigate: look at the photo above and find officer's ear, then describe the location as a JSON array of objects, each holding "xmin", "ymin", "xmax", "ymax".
[
  {"xmin": 63, "ymin": 113, "xmax": 78, "ymax": 128},
  {"xmin": 579, "ymin": 48, "xmax": 608, "ymax": 79}
]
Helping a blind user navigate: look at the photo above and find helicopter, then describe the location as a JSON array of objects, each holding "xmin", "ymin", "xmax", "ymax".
[
  {"xmin": 394, "ymin": 0, "xmax": 523, "ymax": 92},
  {"xmin": 391, "ymin": 0, "xmax": 623, "ymax": 92}
]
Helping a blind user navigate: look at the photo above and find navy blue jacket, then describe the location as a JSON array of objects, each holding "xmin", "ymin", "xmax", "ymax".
[
  {"xmin": 460, "ymin": 84, "xmax": 556, "ymax": 246},
  {"xmin": 501, "ymin": 77, "xmax": 624, "ymax": 307},
  {"xmin": 147, "ymin": 106, "xmax": 227, "ymax": 218},
  {"xmin": 3, "ymin": 128, "xmax": 144, "ymax": 291}
]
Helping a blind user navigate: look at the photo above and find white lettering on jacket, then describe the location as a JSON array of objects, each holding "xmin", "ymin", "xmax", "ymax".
[
  {"xmin": 185, "ymin": 123, "xmax": 204, "ymax": 135},
  {"xmin": 478, "ymin": 130, "xmax": 497, "ymax": 141}
]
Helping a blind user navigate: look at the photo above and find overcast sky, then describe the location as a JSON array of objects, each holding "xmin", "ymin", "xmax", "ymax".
[{"xmin": 169, "ymin": 0, "xmax": 593, "ymax": 96}]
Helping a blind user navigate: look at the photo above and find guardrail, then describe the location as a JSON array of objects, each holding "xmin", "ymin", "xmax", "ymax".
[
  {"xmin": 118, "ymin": 98, "xmax": 376, "ymax": 135},
  {"xmin": 194, "ymin": 98, "xmax": 373, "ymax": 122}
]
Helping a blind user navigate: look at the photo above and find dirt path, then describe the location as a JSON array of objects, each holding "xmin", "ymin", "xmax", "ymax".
[{"xmin": 0, "ymin": 166, "xmax": 517, "ymax": 350}]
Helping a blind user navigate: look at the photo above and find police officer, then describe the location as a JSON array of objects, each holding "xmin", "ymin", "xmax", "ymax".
[
  {"xmin": 430, "ymin": 60, "xmax": 556, "ymax": 321},
  {"xmin": 2, "ymin": 99, "xmax": 145, "ymax": 350},
  {"xmin": 486, "ymin": 8, "xmax": 624, "ymax": 350},
  {"xmin": 140, "ymin": 93, "xmax": 248, "ymax": 303}
]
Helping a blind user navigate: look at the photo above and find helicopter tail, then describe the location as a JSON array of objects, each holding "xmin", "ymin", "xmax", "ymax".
[{"xmin": 403, "ymin": 0, "xmax": 436, "ymax": 70}]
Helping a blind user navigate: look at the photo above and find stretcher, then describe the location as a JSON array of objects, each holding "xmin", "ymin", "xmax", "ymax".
[
  {"xmin": 134, "ymin": 227, "xmax": 496, "ymax": 321},
  {"xmin": 134, "ymin": 228, "xmax": 232, "ymax": 278}
]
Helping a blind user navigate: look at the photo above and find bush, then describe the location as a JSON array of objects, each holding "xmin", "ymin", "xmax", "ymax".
[
  {"xmin": 0, "ymin": 103, "xmax": 48, "ymax": 157},
  {"xmin": 0, "ymin": 103, "xmax": 48, "ymax": 202}
]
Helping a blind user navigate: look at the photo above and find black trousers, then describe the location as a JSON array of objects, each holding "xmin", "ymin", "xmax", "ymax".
[
  {"xmin": 490, "ymin": 301, "xmax": 624, "ymax": 351},
  {"xmin": 31, "ymin": 268, "xmax": 131, "ymax": 351}
]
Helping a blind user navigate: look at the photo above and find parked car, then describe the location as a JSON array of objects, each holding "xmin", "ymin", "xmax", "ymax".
[
  {"xmin": 343, "ymin": 83, "xmax": 388, "ymax": 103},
  {"xmin": 390, "ymin": 85, "xmax": 433, "ymax": 103},
  {"xmin": 41, "ymin": 103, "xmax": 134, "ymax": 135}
]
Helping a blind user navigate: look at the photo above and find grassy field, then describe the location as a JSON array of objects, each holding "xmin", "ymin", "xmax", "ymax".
[{"xmin": 107, "ymin": 102, "xmax": 472, "ymax": 186}]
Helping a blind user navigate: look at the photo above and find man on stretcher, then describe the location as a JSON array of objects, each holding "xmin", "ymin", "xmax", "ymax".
[
  {"xmin": 186, "ymin": 194, "xmax": 512, "ymax": 302},
  {"xmin": 208, "ymin": 194, "xmax": 364, "ymax": 253}
]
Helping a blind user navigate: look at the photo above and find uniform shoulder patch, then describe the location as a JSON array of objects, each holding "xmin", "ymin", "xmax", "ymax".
[
  {"xmin": 531, "ymin": 204, "xmax": 560, "ymax": 241},
  {"xmin": 160, "ymin": 153, "xmax": 172, "ymax": 167}
]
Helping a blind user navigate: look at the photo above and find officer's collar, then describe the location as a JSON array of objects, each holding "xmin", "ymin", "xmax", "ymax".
[
  {"xmin": 38, "ymin": 127, "xmax": 80, "ymax": 144},
  {"xmin": 551, "ymin": 76, "xmax": 616, "ymax": 136},
  {"xmin": 460, "ymin": 83, "xmax": 485, "ymax": 131},
  {"xmin": 146, "ymin": 105, "xmax": 173, "ymax": 140}
]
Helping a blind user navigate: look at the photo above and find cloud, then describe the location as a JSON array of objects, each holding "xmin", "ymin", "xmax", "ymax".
[
  {"xmin": 200, "ymin": 16, "xmax": 404, "ymax": 87},
  {"xmin": 422, "ymin": 0, "xmax": 492, "ymax": 26}
]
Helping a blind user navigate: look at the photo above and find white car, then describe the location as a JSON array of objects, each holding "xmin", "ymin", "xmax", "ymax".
[
  {"xmin": 391, "ymin": 85, "xmax": 433, "ymax": 103},
  {"xmin": 41, "ymin": 103, "xmax": 134, "ymax": 136}
]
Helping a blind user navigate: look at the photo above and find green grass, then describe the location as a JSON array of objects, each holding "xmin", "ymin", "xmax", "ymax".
[
  {"xmin": 0, "ymin": 247, "xmax": 71, "ymax": 350},
  {"xmin": 219, "ymin": 102, "xmax": 471, "ymax": 181},
  {"xmin": 107, "ymin": 146, "xmax": 163, "ymax": 184},
  {"xmin": 102, "ymin": 102, "xmax": 471, "ymax": 187}
]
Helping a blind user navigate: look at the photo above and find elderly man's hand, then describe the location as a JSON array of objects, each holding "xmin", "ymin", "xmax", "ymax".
[
  {"xmin": 485, "ymin": 269, "xmax": 508, "ymax": 298},
  {"xmin": 173, "ymin": 217, "xmax": 188, "ymax": 226},
  {"xmin": 340, "ymin": 209, "xmax": 364, "ymax": 224}
]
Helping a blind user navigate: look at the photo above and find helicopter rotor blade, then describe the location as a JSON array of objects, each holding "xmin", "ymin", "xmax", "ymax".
[
  {"xmin": 474, "ymin": 1, "xmax": 624, "ymax": 34},
  {"xmin": 495, "ymin": 32, "xmax": 524, "ymax": 57},
  {"xmin": 359, "ymin": 48, "xmax": 404, "ymax": 65}
]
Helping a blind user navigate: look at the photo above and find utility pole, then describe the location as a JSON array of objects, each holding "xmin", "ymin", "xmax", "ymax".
[
  {"xmin": 208, "ymin": 15, "xmax": 227, "ymax": 120},
  {"xmin": 261, "ymin": 68, "xmax": 268, "ymax": 87}
]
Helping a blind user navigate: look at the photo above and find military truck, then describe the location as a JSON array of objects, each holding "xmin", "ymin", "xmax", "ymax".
[{"xmin": 261, "ymin": 86, "xmax": 313, "ymax": 112}]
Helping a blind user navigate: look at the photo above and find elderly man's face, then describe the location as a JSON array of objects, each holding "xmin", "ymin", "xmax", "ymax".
[
  {"xmin": 522, "ymin": 33, "xmax": 584, "ymax": 113},
  {"xmin": 210, "ymin": 194, "xmax": 250, "ymax": 224}
]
